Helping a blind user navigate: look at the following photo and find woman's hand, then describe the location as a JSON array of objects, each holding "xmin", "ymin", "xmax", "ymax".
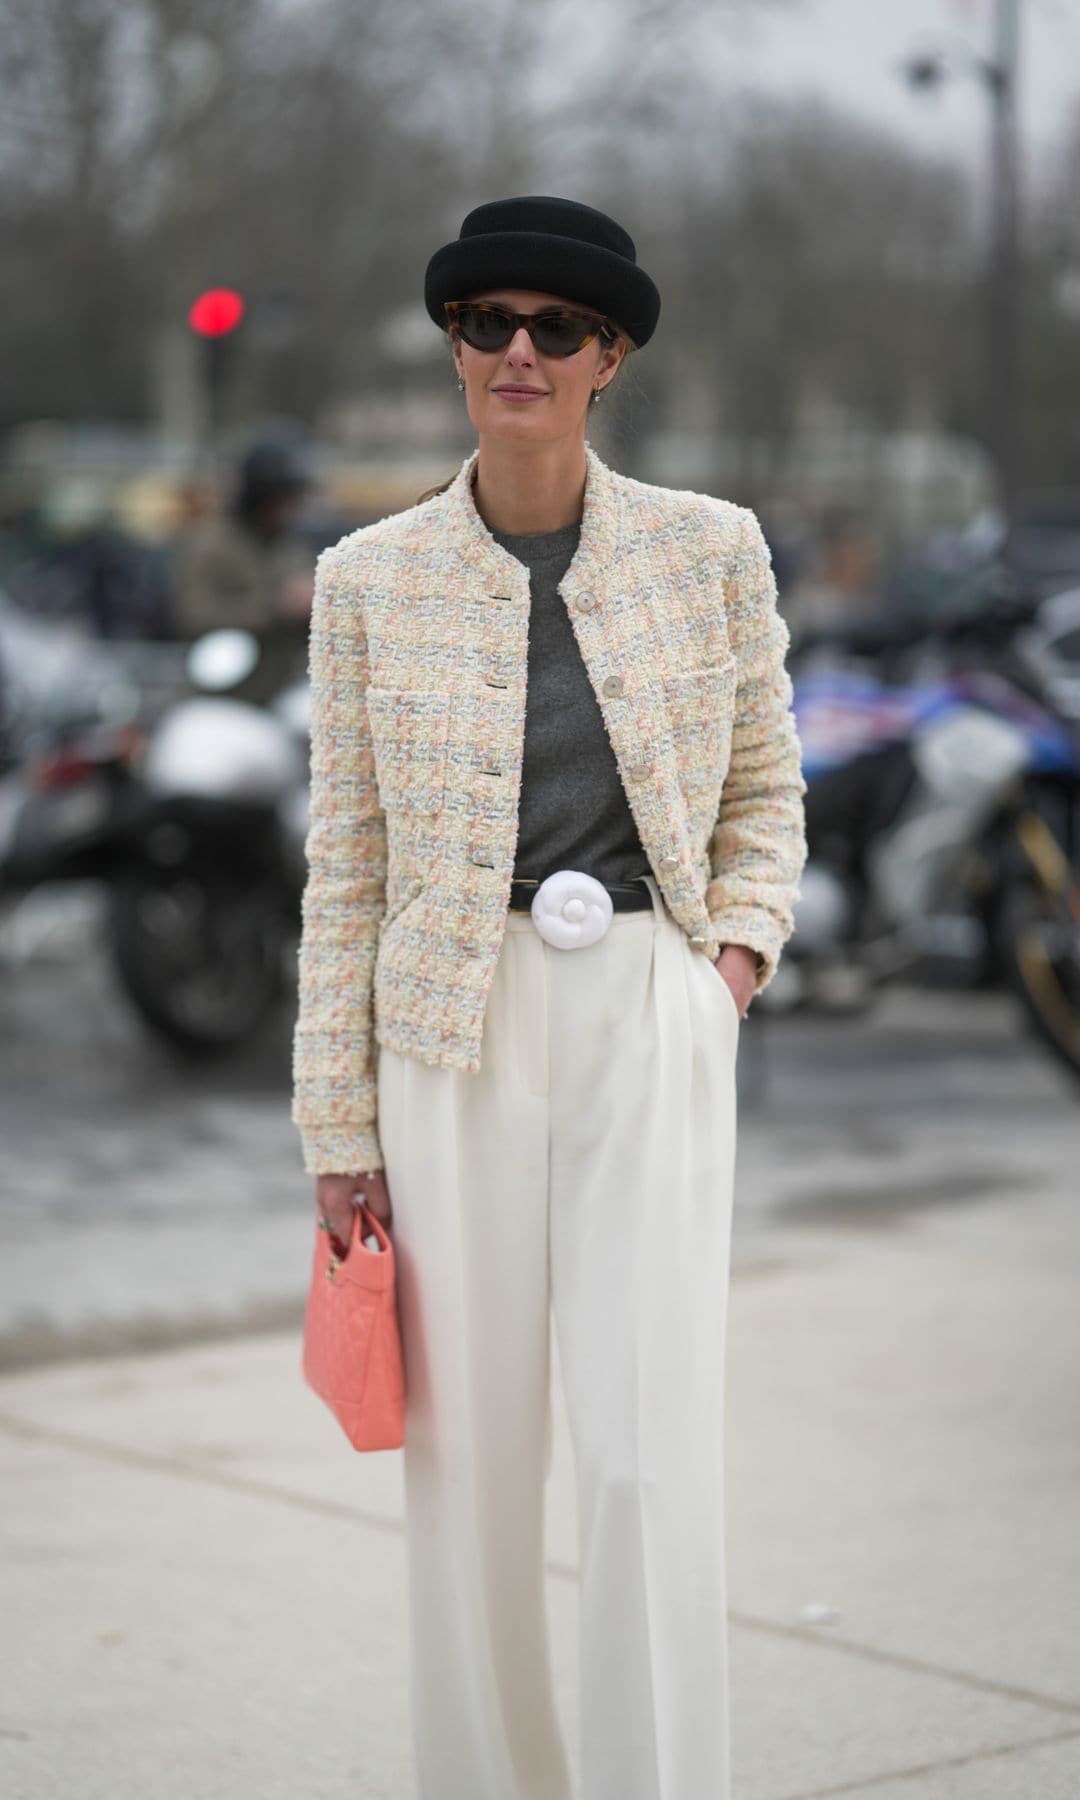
[
  {"xmin": 713, "ymin": 943, "xmax": 759, "ymax": 1020},
  {"xmin": 315, "ymin": 1169, "xmax": 393, "ymax": 1254}
]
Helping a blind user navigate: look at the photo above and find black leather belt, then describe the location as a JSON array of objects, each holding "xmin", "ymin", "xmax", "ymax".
[{"xmin": 508, "ymin": 876, "xmax": 653, "ymax": 913}]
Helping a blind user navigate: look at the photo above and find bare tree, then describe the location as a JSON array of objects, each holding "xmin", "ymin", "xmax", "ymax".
[{"xmin": 2, "ymin": 0, "xmax": 1024, "ymax": 504}]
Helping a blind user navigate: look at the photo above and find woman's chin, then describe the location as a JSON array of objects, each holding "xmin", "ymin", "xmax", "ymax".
[{"xmin": 480, "ymin": 410, "xmax": 556, "ymax": 443}]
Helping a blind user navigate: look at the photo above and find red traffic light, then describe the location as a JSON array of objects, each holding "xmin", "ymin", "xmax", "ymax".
[{"xmin": 188, "ymin": 288, "xmax": 246, "ymax": 338}]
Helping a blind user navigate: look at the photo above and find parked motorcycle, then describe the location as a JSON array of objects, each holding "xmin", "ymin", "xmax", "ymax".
[
  {"xmin": 105, "ymin": 628, "xmax": 309, "ymax": 1053},
  {"xmin": 0, "ymin": 595, "xmax": 166, "ymax": 922},
  {"xmin": 777, "ymin": 595, "xmax": 1080, "ymax": 1085}
]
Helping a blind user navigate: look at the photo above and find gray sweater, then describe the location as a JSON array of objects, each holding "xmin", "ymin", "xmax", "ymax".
[{"xmin": 489, "ymin": 517, "xmax": 651, "ymax": 887}]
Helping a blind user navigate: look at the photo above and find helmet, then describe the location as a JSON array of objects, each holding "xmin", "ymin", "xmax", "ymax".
[{"xmin": 233, "ymin": 438, "xmax": 311, "ymax": 516}]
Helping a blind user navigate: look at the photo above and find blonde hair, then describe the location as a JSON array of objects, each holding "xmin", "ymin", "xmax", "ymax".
[{"xmin": 415, "ymin": 476, "xmax": 456, "ymax": 505}]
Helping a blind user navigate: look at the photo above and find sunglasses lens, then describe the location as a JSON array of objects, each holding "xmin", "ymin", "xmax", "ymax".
[
  {"xmin": 532, "ymin": 313, "xmax": 594, "ymax": 355},
  {"xmin": 449, "ymin": 304, "xmax": 604, "ymax": 357},
  {"xmin": 457, "ymin": 305, "xmax": 513, "ymax": 350}
]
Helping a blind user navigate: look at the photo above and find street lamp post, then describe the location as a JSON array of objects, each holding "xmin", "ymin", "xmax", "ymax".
[
  {"xmin": 986, "ymin": 0, "xmax": 1022, "ymax": 531},
  {"xmin": 902, "ymin": 0, "xmax": 1023, "ymax": 531}
]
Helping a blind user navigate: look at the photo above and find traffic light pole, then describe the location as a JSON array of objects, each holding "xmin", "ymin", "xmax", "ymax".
[
  {"xmin": 201, "ymin": 333, "xmax": 234, "ymax": 469},
  {"xmin": 188, "ymin": 289, "xmax": 246, "ymax": 485}
]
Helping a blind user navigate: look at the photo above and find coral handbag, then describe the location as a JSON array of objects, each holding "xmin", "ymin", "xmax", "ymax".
[{"xmin": 301, "ymin": 1202, "xmax": 405, "ymax": 1451}]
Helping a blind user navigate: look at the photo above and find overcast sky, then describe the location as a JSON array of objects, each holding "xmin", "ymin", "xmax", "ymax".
[{"xmin": 734, "ymin": 0, "xmax": 1079, "ymax": 180}]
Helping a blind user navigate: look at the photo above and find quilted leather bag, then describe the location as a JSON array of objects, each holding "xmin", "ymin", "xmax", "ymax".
[{"xmin": 301, "ymin": 1203, "xmax": 405, "ymax": 1450}]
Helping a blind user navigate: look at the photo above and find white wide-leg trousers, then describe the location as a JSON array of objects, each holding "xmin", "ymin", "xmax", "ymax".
[{"xmin": 376, "ymin": 873, "xmax": 740, "ymax": 1800}]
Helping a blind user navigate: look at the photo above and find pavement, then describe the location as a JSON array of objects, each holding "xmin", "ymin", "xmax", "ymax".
[
  {"xmin": 3, "ymin": 896, "xmax": 1080, "ymax": 1796},
  {"xmin": 4, "ymin": 1142, "xmax": 1080, "ymax": 1800}
]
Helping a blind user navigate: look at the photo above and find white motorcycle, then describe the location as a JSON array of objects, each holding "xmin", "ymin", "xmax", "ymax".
[{"xmin": 108, "ymin": 629, "xmax": 310, "ymax": 1052}]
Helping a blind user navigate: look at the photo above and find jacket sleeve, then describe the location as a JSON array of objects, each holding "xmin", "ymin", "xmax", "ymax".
[
  {"xmin": 704, "ymin": 506, "xmax": 808, "ymax": 993},
  {"xmin": 290, "ymin": 544, "xmax": 388, "ymax": 1175}
]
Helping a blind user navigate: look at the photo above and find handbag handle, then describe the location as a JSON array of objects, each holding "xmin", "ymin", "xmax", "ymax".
[{"xmin": 326, "ymin": 1201, "xmax": 393, "ymax": 1283}]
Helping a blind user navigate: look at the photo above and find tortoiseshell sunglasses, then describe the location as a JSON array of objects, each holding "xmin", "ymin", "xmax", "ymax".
[{"xmin": 444, "ymin": 300, "xmax": 617, "ymax": 358}]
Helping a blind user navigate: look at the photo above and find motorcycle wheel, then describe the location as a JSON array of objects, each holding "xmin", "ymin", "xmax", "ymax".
[
  {"xmin": 999, "ymin": 879, "xmax": 1080, "ymax": 1087},
  {"xmin": 108, "ymin": 865, "xmax": 286, "ymax": 1053}
]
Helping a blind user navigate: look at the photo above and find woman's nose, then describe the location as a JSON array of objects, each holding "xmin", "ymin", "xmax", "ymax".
[{"xmin": 505, "ymin": 326, "xmax": 536, "ymax": 363}]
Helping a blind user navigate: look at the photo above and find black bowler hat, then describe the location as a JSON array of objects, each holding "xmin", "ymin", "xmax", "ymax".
[{"xmin": 424, "ymin": 194, "xmax": 661, "ymax": 347}]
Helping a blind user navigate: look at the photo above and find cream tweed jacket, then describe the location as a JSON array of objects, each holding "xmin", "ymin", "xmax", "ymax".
[{"xmin": 291, "ymin": 441, "xmax": 807, "ymax": 1176}]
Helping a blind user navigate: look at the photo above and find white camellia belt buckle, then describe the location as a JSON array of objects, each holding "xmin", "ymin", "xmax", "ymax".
[{"xmin": 530, "ymin": 869, "xmax": 614, "ymax": 949}]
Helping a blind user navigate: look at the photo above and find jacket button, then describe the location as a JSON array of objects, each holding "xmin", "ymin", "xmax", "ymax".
[
  {"xmin": 602, "ymin": 673, "xmax": 624, "ymax": 697},
  {"xmin": 626, "ymin": 759, "xmax": 650, "ymax": 781},
  {"xmin": 576, "ymin": 591, "xmax": 598, "ymax": 613},
  {"xmin": 660, "ymin": 853, "xmax": 679, "ymax": 870}
]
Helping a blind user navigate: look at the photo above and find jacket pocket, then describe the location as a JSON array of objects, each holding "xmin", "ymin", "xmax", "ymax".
[
  {"xmin": 364, "ymin": 687, "xmax": 453, "ymax": 818},
  {"xmin": 662, "ymin": 655, "xmax": 738, "ymax": 840},
  {"xmin": 365, "ymin": 687, "xmax": 453, "ymax": 896}
]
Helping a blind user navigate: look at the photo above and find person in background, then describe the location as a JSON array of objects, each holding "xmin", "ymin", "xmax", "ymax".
[
  {"xmin": 171, "ymin": 437, "xmax": 316, "ymax": 697},
  {"xmin": 172, "ymin": 438, "xmax": 315, "ymax": 637}
]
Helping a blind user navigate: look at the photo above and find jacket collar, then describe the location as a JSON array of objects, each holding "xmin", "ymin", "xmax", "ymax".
[{"xmin": 442, "ymin": 440, "xmax": 622, "ymax": 594}]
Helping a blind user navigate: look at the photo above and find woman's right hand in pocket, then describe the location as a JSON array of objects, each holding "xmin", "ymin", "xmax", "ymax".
[{"xmin": 315, "ymin": 1169, "xmax": 393, "ymax": 1253}]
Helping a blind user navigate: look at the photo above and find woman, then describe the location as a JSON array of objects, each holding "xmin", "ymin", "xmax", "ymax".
[{"xmin": 292, "ymin": 195, "xmax": 807, "ymax": 1800}]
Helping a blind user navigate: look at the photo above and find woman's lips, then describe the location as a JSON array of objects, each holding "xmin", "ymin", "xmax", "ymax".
[{"xmin": 492, "ymin": 387, "xmax": 547, "ymax": 403}]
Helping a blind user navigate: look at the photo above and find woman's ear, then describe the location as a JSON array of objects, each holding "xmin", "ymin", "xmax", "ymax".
[{"xmin": 598, "ymin": 336, "xmax": 627, "ymax": 391}]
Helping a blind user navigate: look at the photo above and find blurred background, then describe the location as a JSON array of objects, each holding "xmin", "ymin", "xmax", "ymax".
[
  {"xmin": 3, "ymin": 4, "xmax": 1080, "ymax": 1796},
  {"xmin": 1, "ymin": 0, "xmax": 1078, "ymax": 1357}
]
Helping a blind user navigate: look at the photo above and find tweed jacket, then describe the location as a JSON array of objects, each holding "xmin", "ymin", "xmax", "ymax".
[{"xmin": 291, "ymin": 441, "xmax": 807, "ymax": 1176}]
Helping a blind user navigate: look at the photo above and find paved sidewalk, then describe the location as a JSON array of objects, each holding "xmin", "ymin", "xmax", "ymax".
[{"xmin": 3, "ymin": 1173, "xmax": 1079, "ymax": 1800}]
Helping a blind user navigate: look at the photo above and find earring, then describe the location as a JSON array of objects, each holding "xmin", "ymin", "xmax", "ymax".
[
  {"xmin": 457, "ymin": 376, "xmax": 466, "ymax": 392},
  {"xmin": 591, "ymin": 386, "xmax": 602, "ymax": 404}
]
